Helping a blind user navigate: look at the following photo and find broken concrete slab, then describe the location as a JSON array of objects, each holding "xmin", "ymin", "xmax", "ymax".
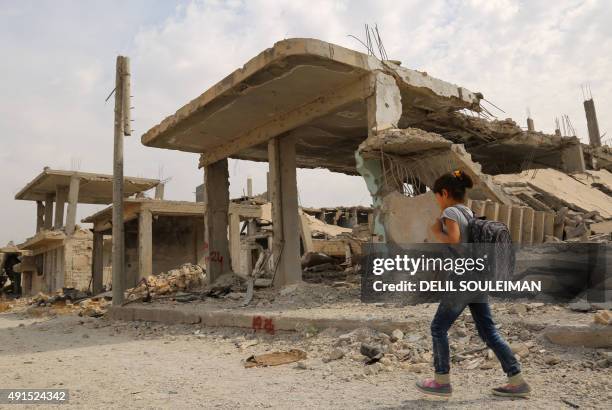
[
  {"xmin": 142, "ymin": 38, "xmax": 480, "ymax": 175},
  {"xmin": 15, "ymin": 168, "xmax": 160, "ymax": 205},
  {"xmin": 494, "ymin": 169, "xmax": 612, "ymax": 218},
  {"xmin": 544, "ymin": 324, "xmax": 612, "ymax": 348}
]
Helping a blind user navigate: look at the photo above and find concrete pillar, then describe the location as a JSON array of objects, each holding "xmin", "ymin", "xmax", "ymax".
[
  {"xmin": 228, "ymin": 212, "xmax": 241, "ymax": 274},
  {"xmin": 44, "ymin": 193, "xmax": 54, "ymax": 230},
  {"xmin": 522, "ymin": 208, "xmax": 535, "ymax": 245},
  {"xmin": 196, "ymin": 217, "xmax": 206, "ymax": 268},
  {"xmin": 65, "ymin": 176, "xmax": 80, "ymax": 235},
  {"xmin": 36, "ymin": 201, "xmax": 45, "ymax": 232},
  {"xmin": 266, "ymin": 172, "xmax": 270, "ymax": 202},
  {"xmin": 247, "ymin": 177, "xmax": 253, "ymax": 197},
  {"xmin": 92, "ymin": 232, "xmax": 104, "ymax": 294},
  {"xmin": 195, "ymin": 183, "xmax": 206, "ymax": 203},
  {"xmin": 154, "ymin": 183, "xmax": 165, "ymax": 200},
  {"xmin": 204, "ymin": 159, "xmax": 231, "ymax": 283},
  {"xmin": 138, "ymin": 209, "xmax": 153, "ymax": 284},
  {"xmin": 527, "ymin": 117, "xmax": 535, "ymax": 131},
  {"xmin": 510, "ymin": 206, "xmax": 523, "ymax": 244},
  {"xmin": 554, "ymin": 220, "xmax": 564, "ymax": 240},
  {"xmin": 484, "ymin": 201, "xmax": 500, "ymax": 221},
  {"xmin": 299, "ymin": 210, "xmax": 314, "ymax": 255},
  {"xmin": 584, "ymin": 99, "xmax": 601, "ymax": 147},
  {"xmin": 268, "ymin": 135, "xmax": 302, "ymax": 287},
  {"xmin": 471, "ymin": 200, "xmax": 486, "ymax": 217},
  {"xmin": 54, "ymin": 185, "xmax": 68, "ymax": 229},
  {"xmin": 533, "ymin": 211, "xmax": 546, "ymax": 244},
  {"xmin": 562, "ymin": 143, "xmax": 586, "ymax": 173},
  {"xmin": 355, "ymin": 71, "xmax": 402, "ymax": 244},
  {"xmin": 544, "ymin": 212, "xmax": 555, "ymax": 238},
  {"xmin": 498, "ymin": 204, "xmax": 511, "ymax": 226}
]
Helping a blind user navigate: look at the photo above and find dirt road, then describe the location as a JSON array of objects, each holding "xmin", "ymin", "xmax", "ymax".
[{"xmin": 0, "ymin": 308, "xmax": 610, "ymax": 409}]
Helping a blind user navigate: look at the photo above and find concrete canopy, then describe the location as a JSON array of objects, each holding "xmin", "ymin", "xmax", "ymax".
[
  {"xmin": 15, "ymin": 169, "xmax": 160, "ymax": 205},
  {"xmin": 141, "ymin": 38, "xmax": 480, "ymax": 174}
]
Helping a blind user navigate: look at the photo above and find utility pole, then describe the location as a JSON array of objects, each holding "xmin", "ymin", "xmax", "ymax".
[{"xmin": 112, "ymin": 56, "xmax": 131, "ymax": 305}]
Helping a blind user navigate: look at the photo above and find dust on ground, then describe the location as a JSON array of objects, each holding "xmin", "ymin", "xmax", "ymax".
[{"xmin": 1, "ymin": 290, "xmax": 610, "ymax": 409}]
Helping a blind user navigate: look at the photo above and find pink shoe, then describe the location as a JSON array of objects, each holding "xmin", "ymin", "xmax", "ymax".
[
  {"xmin": 416, "ymin": 378, "xmax": 452, "ymax": 397},
  {"xmin": 492, "ymin": 382, "xmax": 531, "ymax": 398}
]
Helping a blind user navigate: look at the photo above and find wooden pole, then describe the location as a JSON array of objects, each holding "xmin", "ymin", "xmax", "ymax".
[{"xmin": 112, "ymin": 56, "xmax": 129, "ymax": 305}]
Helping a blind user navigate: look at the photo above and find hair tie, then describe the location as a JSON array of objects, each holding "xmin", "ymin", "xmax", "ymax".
[{"xmin": 453, "ymin": 170, "xmax": 462, "ymax": 178}]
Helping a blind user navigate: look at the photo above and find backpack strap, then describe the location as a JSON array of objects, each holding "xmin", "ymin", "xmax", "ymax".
[{"xmin": 452, "ymin": 205, "xmax": 474, "ymax": 221}]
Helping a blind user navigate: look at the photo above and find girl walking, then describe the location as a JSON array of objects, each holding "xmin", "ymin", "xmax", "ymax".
[{"xmin": 415, "ymin": 170, "xmax": 531, "ymax": 398}]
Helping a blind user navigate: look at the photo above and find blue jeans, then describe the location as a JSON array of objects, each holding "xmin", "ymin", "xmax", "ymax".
[{"xmin": 431, "ymin": 301, "xmax": 521, "ymax": 377}]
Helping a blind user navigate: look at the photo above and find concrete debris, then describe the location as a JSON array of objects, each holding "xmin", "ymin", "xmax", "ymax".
[
  {"xmin": 301, "ymin": 252, "xmax": 337, "ymax": 268},
  {"xmin": 544, "ymin": 325, "xmax": 612, "ymax": 348},
  {"xmin": 322, "ymin": 348, "xmax": 345, "ymax": 363},
  {"xmin": 494, "ymin": 169, "xmax": 612, "ymax": 219},
  {"xmin": 360, "ymin": 344, "xmax": 384, "ymax": 363},
  {"xmin": 126, "ymin": 264, "xmax": 206, "ymax": 301},
  {"xmin": 390, "ymin": 329, "xmax": 404, "ymax": 342},
  {"xmin": 593, "ymin": 310, "xmax": 612, "ymax": 326}
]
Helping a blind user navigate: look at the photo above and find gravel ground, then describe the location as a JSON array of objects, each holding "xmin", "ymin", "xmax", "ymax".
[{"xmin": 1, "ymin": 302, "xmax": 610, "ymax": 409}]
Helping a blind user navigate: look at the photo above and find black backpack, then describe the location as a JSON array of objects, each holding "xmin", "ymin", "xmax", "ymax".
[{"xmin": 453, "ymin": 205, "xmax": 516, "ymax": 281}]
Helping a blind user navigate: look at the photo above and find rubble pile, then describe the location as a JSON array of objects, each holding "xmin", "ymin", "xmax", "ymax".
[
  {"xmin": 495, "ymin": 169, "xmax": 612, "ymax": 241},
  {"xmin": 127, "ymin": 263, "xmax": 206, "ymax": 301}
]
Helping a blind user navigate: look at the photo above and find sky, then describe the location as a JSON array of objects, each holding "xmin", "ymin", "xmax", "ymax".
[{"xmin": 1, "ymin": 0, "xmax": 611, "ymax": 245}]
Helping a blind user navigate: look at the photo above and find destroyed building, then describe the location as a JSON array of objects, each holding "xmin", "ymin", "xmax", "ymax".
[
  {"xmin": 82, "ymin": 198, "xmax": 261, "ymax": 293},
  {"xmin": 138, "ymin": 38, "xmax": 610, "ymax": 294},
  {"xmin": 13, "ymin": 168, "xmax": 160, "ymax": 296}
]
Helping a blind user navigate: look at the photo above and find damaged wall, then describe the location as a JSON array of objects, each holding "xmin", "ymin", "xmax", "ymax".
[{"xmin": 122, "ymin": 215, "xmax": 203, "ymax": 280}]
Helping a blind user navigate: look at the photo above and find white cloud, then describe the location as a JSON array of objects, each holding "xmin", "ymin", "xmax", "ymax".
[{"xmin": 1, "ymin": 0, "xmax": 611, "ymax": 246}]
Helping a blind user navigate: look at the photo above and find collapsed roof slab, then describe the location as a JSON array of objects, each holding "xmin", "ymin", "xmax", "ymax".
[
  {"xmin": 494, "ymin": 168, "xmax": 612, "ymax": 218},
  {"xmin": 82, "ymin": 198, "xmax": 262, "ymax": 233},
  {"xmin": 141, "ymin": 38, "xmax": 480, "ymax": 175},
  {"xmin": 358, "ymin": 128, "xmax": 512, "ymax": 204},
  {"xmin": 15, "ymin": 169, "xmax": 160, "ymax": 204},
  {"xmin": 416, "ymin": 115, "xmax": 587, "ymax": 175}
]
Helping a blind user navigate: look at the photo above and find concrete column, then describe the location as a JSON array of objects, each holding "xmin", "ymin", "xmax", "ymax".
[
  {"xmin": 154, "ymin": 183, "xmax": 165, "ymax": 200},
  {"xmin": 484, "ymin": 201, "xmax": 500, "ymax": 221},
  {"xmin": 554, "ymin": 219, "xmax": 564, "ymax": 240},
  {"xmin": 247, "ymin": 177, "xmax": 253, "ymax": 197},
  {"xmin": 522, "ymin": 208, "xmax": 535, "ymax": 245},
  {"xmin": 471, "ymin": 200, "xmax": 486, "ymax": 217},
  {"xmin": 195, "ymin": 183, "xmax": 206, "ymax": 202},
  {"xmin": 138, "ymin": 209, "xmax": 153, "ymax": 284},
  {"xmin": 92, "ymin": 231, "xmax": 104, "ymax": 294},
  {"xmin": 196, "ymin": 217, "xmax": 206, "ymax": 267},
  {"xmin": 584, "ymin": 99, "xmax": 601, "ymax": 147},
  {"xmin": 228, "ymin": 212, "xmax": 241, "ymax": 274},
  {"xmin": 268, "ymin": 135, "xmax": 302, "ymax": 287},
  {"xmin": 36, "ymin": 201, "xmax": 45, "ymax": 232},
  {"xmin": 533, "ymin": 211, "xmax": 546, "ymax": 244},
  {"xmin": 561, "ymin": 143, "xmax": 586, "ymax": 173},
  {"xmin": 544, "ymin": 212, "xmax": 555, "ymax": 239},
  {"xmin": 498, "ymin": 204, "xmax": 511, "ymax": 226},
  {"xmin": 204, "ymin": 159, "xmax": 231, "ymax": 283},
  {"xmin": 54, "ymin": 185, "xmax": 68, "ymax": 229},
  {"xmin": 44, "ymin": 193, "xmax": 54, "ymax": 230},
  {"xmin": 65, "ymin": 176, "xmax": 80, "ymax": 235},
  {"xmin": 299, "ymin": 210, "xmax": 314, "ymax": 255},
  {"xmin": 350, "ymin": 209, "xmax": 358, "ymax": 227},
  {"xmin": 355, "ymin": 71, "xmax": 402, "ymax": 244},
  {"xmin": 510, "ymin": 206, "xmax": 523, "ymax": 244}
]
